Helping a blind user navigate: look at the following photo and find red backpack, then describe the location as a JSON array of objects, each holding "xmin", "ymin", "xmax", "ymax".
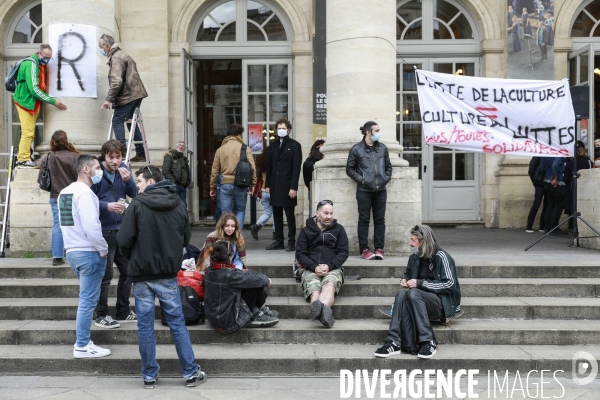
[{"xmin": 177, "ymin": 270, "xmax": 204, "ymax": 301}]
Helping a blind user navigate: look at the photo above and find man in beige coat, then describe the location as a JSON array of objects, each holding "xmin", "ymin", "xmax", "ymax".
[
  {"xmin": 209, "ymin": 124, "xmax": 256, "ymax": 225},
  {"xmin": 98, "ymin": 34, "xmax": 148, "ymax": 162}
]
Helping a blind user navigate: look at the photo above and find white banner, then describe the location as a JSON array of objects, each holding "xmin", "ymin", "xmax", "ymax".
[
  {"xmin": 48, "ymin": 23, "xmax": 97, "ymax": 98},
  {"xmin": 415, "ymin": 70, "xmax": 575, "ymax": 157}
]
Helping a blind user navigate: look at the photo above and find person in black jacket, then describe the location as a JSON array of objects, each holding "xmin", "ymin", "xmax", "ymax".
[
  {"xmin": 563, "ymin": 145, "xmax": 593, "ymax": 229},
  {"xmin": 526, "ymin": 156, "xmax": 549, "ymax": 233},
  {"xmin": 296, "ymin": 200, "xmax": 349, "ymax": 328},
  {"xmin": 116, "ymin": 165, "xmax": 206, "ymax": 389},
  {"xmin": 346, "ymin": 121, "xmax": 392, "ymax": 260},
  {"xmin": 265, "ymin": 118, "xmax": 303, "ymax": 252}
]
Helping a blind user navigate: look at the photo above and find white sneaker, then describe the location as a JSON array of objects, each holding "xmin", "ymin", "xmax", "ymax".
[{"xmin": 73, "ymin": 341, "xmax": 111, "ymax": 359}]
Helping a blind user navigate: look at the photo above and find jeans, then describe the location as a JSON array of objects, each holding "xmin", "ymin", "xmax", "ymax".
[
  {"xmin": 112, "ymin": 98, "xmax": 144, "ymax": 156},
  {"xmin": 240, "ymin": 287, "xmax": 268, "ymax": 315},
  {"xmin": 257, "ymin": 191, "xmax": 273, "ymax": 227},
  {"xmin": 16, "ymin": 106, "xmax": 40, "ymax": 162},
  {"xmin": 356, "ymin": 189, "xmax": 387, "ymax": 253},
  {"xmin": 49, "ymin": 198, "xmax": 64, "ymax": 258},
  {"xmin": 273, "ymin": 205, "xmax": 296, "ymax": 244},
  {"xmin": 133, "ymin": 278, "xmax": 200, "ymax": 381},
  {"xmin": 67, "ymin": 251, "xmax": 107, "ymax": 347},
  {"xmin": 544, "ymin": 182, "xmax": 566, "ymax": 231},
  {"xmin": 220, "ymin": 183, "xmax": 247, "ymax": 225},
  {"xmin": 526, "ymin": 185, "xmax": 549, "ymax": 230},
  {"xmin": 387, "ymin": 289, "xmax": 442, "ymax": 345},
  {"xmin": 175, "ymin": 184, "xmax": 187, "ymax": 206},
  {"xmin": 95, "ymin": 230, "xmax": 131, "ymax": 319}
]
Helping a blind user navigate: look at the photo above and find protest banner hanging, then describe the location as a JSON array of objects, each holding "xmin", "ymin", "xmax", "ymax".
[{"xmin": 415, "ymin": 70, "xmax": 575, "ymax": 157}]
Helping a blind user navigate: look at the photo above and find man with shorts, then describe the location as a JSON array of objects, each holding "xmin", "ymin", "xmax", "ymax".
[{"xmin": 295, "ymin": 200, "xmax": 349, "ymax": 328}]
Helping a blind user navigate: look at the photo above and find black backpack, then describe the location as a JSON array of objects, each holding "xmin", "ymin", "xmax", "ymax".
[
  {"xmin": 234, "ymin": 145, "xmax": 253, "ymax": 187},
  {"xmin": 161, "ymin": 285, "xmax": 204, "ymax": 326},
  {"xmin": 38, "ymin": 153, "xmax": 52, "ymax": 192},
  {"xmin": 5, "ymin": 57, "xmax": 36, "ymax": 93}
]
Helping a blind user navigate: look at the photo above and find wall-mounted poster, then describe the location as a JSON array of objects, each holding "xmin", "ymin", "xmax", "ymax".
[
  {"xmin": 248, "ymin": 124, "xmax": 263, "ymax": 153},
  {"xmin": 48, "ymin": 23, "xmax": 97, "ymax": 98}
]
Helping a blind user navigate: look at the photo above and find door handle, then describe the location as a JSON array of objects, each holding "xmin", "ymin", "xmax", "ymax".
[{"xmin": 424, "ymin": 165, "xmax": 427, "ymax": 173}]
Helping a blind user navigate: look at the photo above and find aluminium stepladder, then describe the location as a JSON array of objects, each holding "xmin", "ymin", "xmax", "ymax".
[
  {"xmin": 107, "ymin": 107, "xmax": 151, "ymax": 167},
  {"xmin": 0, "ymin": 146, "xmax": 17, "ymax": 258}
]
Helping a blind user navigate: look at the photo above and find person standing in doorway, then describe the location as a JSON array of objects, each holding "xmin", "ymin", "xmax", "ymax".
[
  {"xmin": 13, "ymin": 44, "xmax": 67, "ymax": 168},
  {"xmin": 346, "ymin": 121, "xmax": 392, "ymax": 260},
  {"xmin": 162, "ymin": 141, "xmax": 191, "ymax": 206},
  {"xmin": 525, "ymin": 156, "xmax": 548, "ymax": 233},
  {"xmin": 265, "ymin": 118, "xmax": 302, "ymax": 252},
  {"xmin": 98, "ymin": 34, "xmax": 148, "ymax": 163}
]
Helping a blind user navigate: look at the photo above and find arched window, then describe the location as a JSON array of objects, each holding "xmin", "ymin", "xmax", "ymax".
[
  {"xmin": 7, "ymin": 1, "xmax": 42, "ymax": 46},
  {"xmin": 571, "ymin": 0, "xmax": 600, "ymax": 37}
]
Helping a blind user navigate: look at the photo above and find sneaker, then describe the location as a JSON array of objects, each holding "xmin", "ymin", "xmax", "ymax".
[
  {"xmin": 525, "ymin": 228, "xmax": 534, "ymax": 233},
  {"xmin": 309, "ymin": 299, "xmax": 323, "ymax": 321},
  {"xmin": 374, "ymin": 249, "xmax": 385, "ymax": 260},
  {"xmin": 374, "ymin": 341, "xmax": 401, "ymax": 358},
  {"xmin": 52, "ymin": 257, "xmax": 65, "ymax": 266},
  {"xmin": 248, "ymin": 311, "xmax": 279, "ymax": 328},
  {"xmin": 186, "ymin": 369, "xmax": 207, "ymax": 387},
  {"xmin": 73, "ymin": 340, "xmax": 111, "ymax": 358},
  {"xmin": 379, "ymin": 309, "xmax": 393, "ymax": 318},
  {"xmin": 443, "ymin": 306, "xmax": 464, "ymax": 326},
  {"xmin": 144, "ymin": 378, "xmax": 157, "ymax": 389},
  {"xmin": 260, "ymin": 306, "xmax": 279, "ymax": 318},
  {"xmin": 94, "ymin": 315, "xmax": 120, "ymax": 329},
  {"xmin": 361, "ymin": 249, "xmax": 375, "ymax": 260},
  {"xmin": 116, "ymin": 310, "xmax": 137, "ymax": 323},
  {"xmin": 418, "ymin": 340, "xmax": 437, "ymax": 359},
  {"xmin": 15, "ymin": 160, "xmax": 37, "ymax": 169},
  {"xmin": 129, "ymin": 154, "xmax": 146, "ymax": 163},
  {"xmin": 250, "ymin": 223, "xmax": 262, "ymax": 240},
  {"xmin": 319, "ymin": 304, "xmax": 335, "ymax": 328}
]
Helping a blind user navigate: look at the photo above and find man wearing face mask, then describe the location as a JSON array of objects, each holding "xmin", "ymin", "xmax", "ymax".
[
  {"xmin": 265, "ymin": 118, "xmax": 303, "ymax": 252},
  {"xmin": 91, "ymin": 139, "xmax": 138, "ymax": 329},
  {"xmin": 58, "ymin": 155, "xmax": 109, "ymax": 358},
  {"xmin": 13, "ymin": 44, "xmax": 67, "ymax": 168},
  {"xmin": 98, "ymin": 34, "xmax": 148, "ymax": 163},
  {"xmin": 295, "ymin": 200, "xmax": 349, "ymax": 328},
  {"xmin": 346, "ymin": 121, "xmax": 392, "ymax": 260}
]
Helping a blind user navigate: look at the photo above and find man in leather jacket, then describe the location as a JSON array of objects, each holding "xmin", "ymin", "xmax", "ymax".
[
  {"xmin": 346, "ymin": 121, "xmax": 392, "ymax": 260},
  {"xmin": 162, "ymin": 141, "xmax": 191, "ymax": 206}
]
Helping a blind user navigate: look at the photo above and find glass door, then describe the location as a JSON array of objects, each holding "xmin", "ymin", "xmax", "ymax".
[
  {"xmin": 568, "ymin": 44, "xmax": 594, "ymax": 154},
  {"xmin": 181, "ymin": 49, "xmax": 197, "ymax": 218}
]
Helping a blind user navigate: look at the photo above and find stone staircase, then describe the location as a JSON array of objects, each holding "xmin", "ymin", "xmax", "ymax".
[{"xmin": 0, "ymin": 258, "xmax": 599, "ymax": 376}]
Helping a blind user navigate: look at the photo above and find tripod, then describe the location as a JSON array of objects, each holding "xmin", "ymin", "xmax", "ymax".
[{"xmin": 525, "ymin": 116, "xmax": 600, "ymax": 251}]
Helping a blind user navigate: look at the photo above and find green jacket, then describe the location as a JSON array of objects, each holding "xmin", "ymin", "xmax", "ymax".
[
  {"xmin": 162, "ymin": 150, "xmax": 190, "ymax": 187},
  {"xmin": 13, "ymin": 54, "xmax": 56, "ymax": 110},
  {"xmin": 403, "ymin": 248, "xmax": 461, "ymax": 319}
]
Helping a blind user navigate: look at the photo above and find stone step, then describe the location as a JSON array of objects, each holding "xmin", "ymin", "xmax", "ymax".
[
  {"xmin": 1, "ymin": 278, "xmax": 598, "ymax": 298},
  {"xmin": 0, "ymin": 343, "xmax": 595, "ymax": 376},
  {"xmin": 4, "ymin": 262, "xmax": 600, "ymax": 279},
  {"xmin": 2, "ymin": 319, "xmax": 600, "ymax": 346},
  {"xmin": 3, "ymin": 297, "xmax": 600, "ymax": 321}
]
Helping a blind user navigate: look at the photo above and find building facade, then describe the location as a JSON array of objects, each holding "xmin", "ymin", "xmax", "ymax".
[{"xmin": 1, "ymin": 0, "xmax": 599, "ymax": 253}]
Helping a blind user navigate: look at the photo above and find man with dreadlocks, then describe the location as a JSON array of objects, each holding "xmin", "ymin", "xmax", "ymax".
[{"xmin": 374, "ymin": 225, "xmax": 463, "ymax": 359}]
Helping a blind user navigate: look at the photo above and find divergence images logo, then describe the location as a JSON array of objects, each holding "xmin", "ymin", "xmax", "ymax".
[{"xmin": 572, "ymin": 351, "xmax": 598, "ymax": 386}]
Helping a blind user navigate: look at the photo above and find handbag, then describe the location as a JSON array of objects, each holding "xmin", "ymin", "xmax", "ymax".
[
  {"xmin": 39, "ymin": 153, "xmax": 52, "ymax": 192},
  {"xmin": 252, "ymin": 174, "xmax": 263, "ymax": 198}
]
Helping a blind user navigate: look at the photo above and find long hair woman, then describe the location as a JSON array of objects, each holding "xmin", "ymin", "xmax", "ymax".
[
  {"xmin": 38, "ymin": 130, "xmax": 80, "ymax": 266},
  {"xmin": 197, "ymin": 211, "xmax": 246, "ymax": 272}
]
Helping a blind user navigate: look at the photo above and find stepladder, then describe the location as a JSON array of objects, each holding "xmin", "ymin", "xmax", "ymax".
[
  {"xmin": 107, "ymin": 107, "xmax": 151, "ymax": 167},
  {"xmin": 0, "ymin": 146, "xmax": 17, "ymax": 257}
]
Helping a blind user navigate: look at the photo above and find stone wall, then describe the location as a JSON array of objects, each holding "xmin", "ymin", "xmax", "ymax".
[{"xmin": 577, "ymin": 168, "xmax": 600, "ymax": 250}]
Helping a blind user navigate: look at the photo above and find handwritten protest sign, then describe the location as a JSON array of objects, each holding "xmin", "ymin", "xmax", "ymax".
[{"xmin": 415, "ymin": 70, "xmax": 575, "ymax": 157}]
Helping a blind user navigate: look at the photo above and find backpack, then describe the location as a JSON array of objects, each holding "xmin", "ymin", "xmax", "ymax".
[
  {"xmin": 177, "ymin": 269, "xmax": 204, "ymax": 300},
  {"xmin": 5, "ymin": 57, "xmax": 36, "ymax": 93},
  {"xmin": 234, "ymin": 145, "xmax": 253, "ymax": 187},
  {"xmin": 38, "ymin": 153, "xmax": 52, "ymax": 192},
  {"xmin": 161, "ymin": 285, "xmax": 204, "ymax": 326}
]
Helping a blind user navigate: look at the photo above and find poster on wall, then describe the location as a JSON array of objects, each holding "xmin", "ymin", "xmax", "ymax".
[
  {"xmin": 415, "ymin": 69, "xmax": 575, "ymax": 157},
  {"xmin": 248, "ymin": 124, "xmax": 264, "ymax": 153},
  {"xmin": 48, "ymin": 23, "xmax": 97, "ymax": 98},
  {"xmin": 507, "ymin": 0, "xmax": 555, "ymax": 80}
]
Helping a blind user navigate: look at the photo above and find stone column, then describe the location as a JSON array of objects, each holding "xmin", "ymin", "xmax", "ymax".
[{"xmin": 312, "ymin": 0, "xmax": 420, "ymax": 256}]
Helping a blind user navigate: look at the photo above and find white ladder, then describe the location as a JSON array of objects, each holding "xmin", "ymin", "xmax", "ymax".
[
  {"xmin": 107, "ymin": 107, "xmax": 151, "ymax": 167},
  {"xmin": 0, "ymin": 146, "xmax": 17, "ymax": 258}
]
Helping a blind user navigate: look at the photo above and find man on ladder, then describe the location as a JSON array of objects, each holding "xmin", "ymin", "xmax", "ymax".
[{"xmin": 98, "ymin": 34, "xmax": 148, "ymax": 163}]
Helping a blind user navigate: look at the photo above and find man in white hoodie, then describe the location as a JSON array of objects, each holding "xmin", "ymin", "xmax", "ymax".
[{"xmin": 58, "ymin": 154, "xmax": 110, "ymax": 358}]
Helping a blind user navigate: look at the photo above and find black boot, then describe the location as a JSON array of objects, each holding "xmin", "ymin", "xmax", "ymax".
[{"xmin": 250, "ymin": 223, "xmax": 262, "ymax": 240}]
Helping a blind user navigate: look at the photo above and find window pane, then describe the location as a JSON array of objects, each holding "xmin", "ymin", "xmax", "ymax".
[
  {"xmin": 269, "ymin": 94, "xmax": 288, "ymax": 121},
  {"xmin": 269, "ymin": 65, "xmax": 288, "ymax": 92},
  {"xmin": 455, "ymin": 63, "xmax": 475, "ymax": 76},
  {"xmin": 396, "ymin": 19, "xmax": 407, "ymax": 40},
  {"xmin": 433, "ymin": 153, "xmax": 453, "ymax": 181},
  {"xmin": 404, "ymin": 21, "xmax": 422, "ymax": 40},
  {"xmin": 248, "ymin": 65, "xmax": 266, "ymax": 92},
  {"xmin": 11, "ymin": 102, "xmax": 18, "ymax": 122},
  {"xmin": 218, "ymin": 22, "xmax": 236, "ymax": 41},
  {"xmin": 402, "ymin": 63, "xmax": 420, "ymax": 91},
  {"xmin": 455, "ymin": 153, "xmax": 474, "ymax": 180},
  {"xmin": 263, "ymin": 14, "xmax": 287, "ymax": 41},
  {"xmin": 569, "ymin": 58, "xmax": 577, "ymax": 84},
  {"xmin": 11, "ymin": 126, "xmax": 21, "ymax": 152},
  {"xmin": 433, "ymin": 20, "xmax": 453, "ymax": 39},
  {"xmin": 247, "ymin": 22, "xmax": 266, "ymax": 41},
  {"xmin": 434, "ymin": 63, "xmax": 453, "ymax": 74},
  {"xmin": 248, "ymin": 1, "xmax": 272, "ymax": 23},
  {"xmin": 450, "ymin": 13, "xmax": 473, "ymax": 39},
  {"xmin": 571, "ymin": 11, "xmax": 595, "ymax": 37},
  {"xmin": 580, "ymin": 54, "xmax": 589, "ymax": 83},
  {"xmin": 403, "ymin": 153, "xmax": 422, "ymax": 179},
  {"xmin": 401, "ymin": 123, "xmax": 422, "ymax": 150},
  {"xmin": 33, "ymin": 28, "xmax": 42, "ymax": 43},
  {"xmin": 397, "ymin": 0, "xmax": 422, "ymax": 40},
  {"xmin": 402, "ymin": 94, "xmax": 421, "ymax": 121},
  {"xmin": 12, "ymin": 16, "xmax": 35, "ymax": 43},
  {"xmin": 248, "ymin": 95, "xmax": 267, "ymax": 121},
  {"xmin": 197, "ymin": 0, "xmax": 236, "ymax": 41},
  {"xmin": 29, "ymin": 4, "xmax": 42, "ymax": 26}
]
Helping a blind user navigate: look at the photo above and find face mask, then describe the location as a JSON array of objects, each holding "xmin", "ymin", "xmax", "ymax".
[
  {"xmin": 410, "ymin": 246, "xmax": 419, "ymax": 256},
  {"xmin": 89, "ymin": 169, "xmax": 103, "ymax": 184},
  {"xmin": 99, "ymin": 48, "xmax": 107, "ymax": 57},
  {"xmin": 39, "ymin": 58, "xmax": 49, "ymax": 65},
  {"xmin": 372, "ymin": 133, "xmax": 381, "ymax": 142},
  {"xmin": 277, "ymin": 129, "xmax": 288, "ymax": 137}
]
